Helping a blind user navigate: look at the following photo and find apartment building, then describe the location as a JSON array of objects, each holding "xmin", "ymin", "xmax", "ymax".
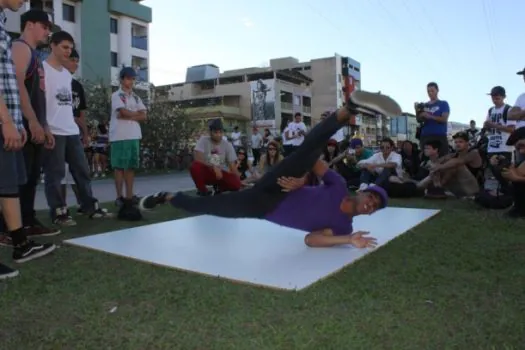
[
  {"xmin": 156, "ymin": 64, "xmax": 313, "ymax": 135},
  {"xmin": 4, "ymin": 0, "xmax": 152, "ymax": 91},
  {"xmin": 269, "ymin": 54, "xmax": 361, "ymax": 121}
]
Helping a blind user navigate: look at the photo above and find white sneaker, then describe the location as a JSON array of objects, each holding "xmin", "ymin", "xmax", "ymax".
[{"xmin": 357, "ymin": 183, "xmax": 369, "ymax": 192}]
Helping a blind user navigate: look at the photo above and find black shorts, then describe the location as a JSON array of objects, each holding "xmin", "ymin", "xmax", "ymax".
[
  {"xmin": 94, "ymin": 147, "xmax": 107, "ymax": 155},
  {"xmin": 0, "ymin": 133, "xmax": 27, "ymax": 195}
]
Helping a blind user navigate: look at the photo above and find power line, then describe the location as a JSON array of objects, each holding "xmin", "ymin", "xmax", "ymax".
[{"xmin": 481, "ymin": 0, "xmax": 498, "ymax": 69}]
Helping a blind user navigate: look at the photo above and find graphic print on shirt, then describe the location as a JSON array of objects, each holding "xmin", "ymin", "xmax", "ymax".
[
  {"xmin": 487, "ymin": 108, "xmax": 506, "ymax": 149},
  {"xmin": 55, "ymin": 87, "xmax": 72, "ymax": 106},
  {"xmin": 209, "ymin": 148, "xmax": 222, "ymax": 167}
]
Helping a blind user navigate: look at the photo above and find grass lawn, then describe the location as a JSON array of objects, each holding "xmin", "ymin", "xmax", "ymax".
[{"xmin": 0, "ymin": 198, "xmax": 524, "ymax": 350}]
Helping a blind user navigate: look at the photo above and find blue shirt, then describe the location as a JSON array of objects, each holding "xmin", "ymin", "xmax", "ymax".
[
  {"xmin": 421, "ymin": 100, "xmax": 450, "ymax": 136},
  {"xmin": 265, "ymin": 170, "xmax": 352, "ymax": 236}
]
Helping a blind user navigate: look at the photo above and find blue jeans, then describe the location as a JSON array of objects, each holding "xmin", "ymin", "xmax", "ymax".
[
  {"xmin": 42, "ymin": 134, "xmax": 96, "ymax": 219},
  {"xmin": 360, "ymin": 168, "xmax": 394, "ymax": 187}
]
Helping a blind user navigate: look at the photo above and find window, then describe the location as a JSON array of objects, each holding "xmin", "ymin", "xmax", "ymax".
[
  {"xmin": 62, "ymin": 4, "xmax": 75, "ymax": 22},
  {"xmin": 111, "ymin": 52, "xmax": 118, "ymax": 67},
  {"xmin": 110, "ymin": 18, "xmax": 118, "ymax": 34}
]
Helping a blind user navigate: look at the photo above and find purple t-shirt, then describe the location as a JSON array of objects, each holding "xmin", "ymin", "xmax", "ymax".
[{"xmin": 265, "ymin": 169, "xmax": 352, "ymax": 235}]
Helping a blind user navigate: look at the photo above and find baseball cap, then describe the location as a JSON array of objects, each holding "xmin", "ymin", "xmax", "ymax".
[
  {"xmin": 208, "ymin": 118, "xmax": 224, "ymax": 131},
  {"xmin": 119, "ymin": 67, "xmax": 137, "ymax": 79},
  {"xmin": 488, "ymin": 86, "xmax": 506, "ymax": 96},
  {"xmin": 20, "ymin": 9, "xmax": 59, "ymax": 32},
  {"xmin": 517, "ymin": 67, "xmax": 525, "ymax": 75},
  {"xmin": 363, "ymin": 185, "xmax": 388, "ymax": 209}
]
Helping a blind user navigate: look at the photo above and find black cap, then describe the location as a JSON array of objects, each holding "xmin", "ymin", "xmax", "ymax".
[
  {"xmin": 119, "ymin": 67, "xmax": 137, "ymax": 79},
  {"xmin": 517, "ymin": 67, "xmax": 525, "ymax": 75},
  {"xmin": 506, "ymin": 127, "xmax": 525, "ymax": 146},
  {"xmin": 208, "ymin": 118, "xmax": 223, "ymax": 131},
  {"xmin": 488, "ymin": 86, "xmax": 506, "ymax": 96},
  {"xmin": 21, "ymin": 9, "xmax": 60, "ymax": 32}
]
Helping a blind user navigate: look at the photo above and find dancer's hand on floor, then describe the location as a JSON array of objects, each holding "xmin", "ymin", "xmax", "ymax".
[
  {"xmin": 349, "ymin": 231, "xmax": 377, "ymax": 249},
  {"xmin": 278, "ymin": 176, "xmax": 307, "ymax": 192}
]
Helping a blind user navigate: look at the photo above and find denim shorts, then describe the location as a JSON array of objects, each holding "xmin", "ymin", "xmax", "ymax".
[{"xmin": 0, "ymin": 132, "xmax": 27, "ymax": 195}]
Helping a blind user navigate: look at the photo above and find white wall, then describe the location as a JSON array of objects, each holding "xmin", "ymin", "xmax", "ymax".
[{"xmin": 60, "ymin": 0, "xmax": 82, "ymax": 77}]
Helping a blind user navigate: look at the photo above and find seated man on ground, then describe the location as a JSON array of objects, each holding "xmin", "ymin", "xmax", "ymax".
[
  {"xmin": 190, "ymin": 119, "xmax": 241, "ymax": 196},
  {"xmin": 139, "ymin": 91, "xmax": 403, "ymax": 248},
  {"xmin": 356, "ymin": 138, "xmax": 403, "ymax": 191},
  {"xmin": 417, "ymin": 133, "xmax": 483, "ymax": 198},
  {"xmin": 337, "ymin": 138, "xmax": 373, "ymax": 188},
  {"xmin": 500, "ymin": 127, "xmax": 525, "ymax": 217}
]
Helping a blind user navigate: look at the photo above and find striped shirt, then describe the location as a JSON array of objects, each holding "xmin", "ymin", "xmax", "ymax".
[{"xmin": 0, "ymin": 10, "xmax": 23, "ymax": 130}]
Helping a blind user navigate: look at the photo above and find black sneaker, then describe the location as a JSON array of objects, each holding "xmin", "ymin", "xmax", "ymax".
[
  {"xmin": 139, "ymin": 192, "xmax": 169, "ymax": 211},
  {"xmin": 0, "ymin": 263, "xmax": 18, "ymax": 280},
  {"xmin": 197, "ymin": 190, "xmax": 212, "ymax": 196},
  {"xmin": 88, "ymin": 201, "xmax": 114, "ymax": 219},
  {"xmin": 13, "ymin": 240, "xmax": 56, "ymax": 264}
]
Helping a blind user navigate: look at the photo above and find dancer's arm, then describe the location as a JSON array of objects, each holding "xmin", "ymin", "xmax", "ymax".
[{"xmin": 305, "ymin": 229, "xmax": 377, "ymax": 248}]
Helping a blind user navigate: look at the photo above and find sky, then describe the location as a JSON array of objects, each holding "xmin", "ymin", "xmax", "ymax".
[{"xmin": 142, "ymin": 0, "xmax": 524, "ymax": 125}]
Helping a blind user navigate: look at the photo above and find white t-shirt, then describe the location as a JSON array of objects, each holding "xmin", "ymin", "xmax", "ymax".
[
  {"xmin": 331, "ymin": 128, "xmax": 345, "ymax": 143},
  {"xmin": 231, "ymin": 131, "xmax": 241, "ymax": 146},
  {"xmin": 486, "ymin": 104, "xmax": 515, "ymax": 153},
  {"xmin": 289, "ymin": 121, "xmax": 307, "ymax": 146},
  {"xmin": 109, "ymin": 88, "xmax": 146, "ymax": 142},
  {"xmin": 282, "ymin": 126, "xmax": 293, "ymax": 145},
  {"xmin": 513, "ymin": 93, "xmax": 525, "ymax": 129},
  {"xmin": 251, "ymin": 133, "xmax": 263, "ymax": 149},
  {"xmin": 43, "ymin": 61, "xmax": 79, "ymax": 136},
  {"xmin": 357, "ymin": 151, "xmax": 403, "ymax": 176}
]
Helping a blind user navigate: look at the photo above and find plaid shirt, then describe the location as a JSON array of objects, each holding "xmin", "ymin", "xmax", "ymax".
[{"xmin": 0, "ymin": 10, "xmax": 23, "ymax": 130}]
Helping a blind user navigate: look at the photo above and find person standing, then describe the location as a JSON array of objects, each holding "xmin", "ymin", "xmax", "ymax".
[
  {"xmin": 509, "ymin": 67, "xmax": 525, "ymax": 163},
  {"xmin": 483, "ymin": 86, "xmax": 515, "ymax": 164},
  {"xmin": 0, "ymin": 1, "xmax": 56, "ymax": 280},
  {"xmin": 109, "ymin": 67, "xmax": 147, "ymax": 216},
  {"xmin": 42, "ymin": 31, "xmax": 110, "ymax": 226},
  {"xmin": 0, "ymin": 9, "xmax": 59, "ymax": 242},
  {"xmin": 289, "ymin": 112, "xmax": 307, "ymax": 154},
  {"xmin": 416, "ymin": 82, "xmax": 450, "ymax": 156},
  {"xmin": 250, "ymin": 127, "xmax": 262, "ymax": 166}
]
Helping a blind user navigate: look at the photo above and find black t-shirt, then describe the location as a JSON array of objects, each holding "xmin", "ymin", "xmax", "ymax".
[{"xmin": 72, "ymin": 78, "xmax": 87, "ymax": 118}]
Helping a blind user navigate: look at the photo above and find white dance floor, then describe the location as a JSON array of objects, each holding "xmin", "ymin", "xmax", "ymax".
[{"xmin": 65, "ymin": 207, "xmax": 440, "ymax": 291}]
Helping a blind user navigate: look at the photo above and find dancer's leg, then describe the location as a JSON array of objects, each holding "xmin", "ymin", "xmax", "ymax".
[
  {"xmin": 166, "ymin": 188, "xmax": 282, "ymax": 219},
  {"xmin": 255, "ymin": 108, "xmax": 351, "ymax": 193}
]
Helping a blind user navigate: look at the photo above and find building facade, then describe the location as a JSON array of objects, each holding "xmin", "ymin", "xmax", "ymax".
[
  {"xmin": 156, "ymin": 65, "xmax": 313, "ymax": 136},
  {"xmin": 4, "ymin": 0, "xmax": 152, "ymax": 90},
  {"xmin": 390, "ymin": 113, "xmax": 419, "ymax": 144}
]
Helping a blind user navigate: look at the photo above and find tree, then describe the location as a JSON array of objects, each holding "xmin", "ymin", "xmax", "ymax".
[
  {"xmin": 82, "ymin": 80, "xmax": 198, "ymax": 154},
  {"xmin": 82, "ymin": 79, "xmax": 112, "ymax": 124}
]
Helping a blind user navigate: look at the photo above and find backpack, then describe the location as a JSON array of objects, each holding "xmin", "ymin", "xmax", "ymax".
[{"xmin": 487, "ymin": 105, "xmax": 511, "ymax": 124}]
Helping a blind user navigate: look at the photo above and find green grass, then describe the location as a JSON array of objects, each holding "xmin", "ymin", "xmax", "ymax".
[{"xmin": 1, "ymin": 198, "xmax": 524, "ymax": 350}]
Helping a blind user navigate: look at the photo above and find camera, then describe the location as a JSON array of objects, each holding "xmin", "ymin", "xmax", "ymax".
[{"xmin": 414, "ymin": 102, "xmax": 427, "ymax": 113}]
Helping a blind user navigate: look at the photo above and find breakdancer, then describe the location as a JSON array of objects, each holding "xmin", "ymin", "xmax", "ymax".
[{"xmin": 139, "ymin": 91, "xmax": 402, "ymax": 249}]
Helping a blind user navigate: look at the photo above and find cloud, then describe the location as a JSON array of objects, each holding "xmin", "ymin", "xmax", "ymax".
[{"xmin": 241, "ymin": 17, "xmax": 255, "ymax": 28}]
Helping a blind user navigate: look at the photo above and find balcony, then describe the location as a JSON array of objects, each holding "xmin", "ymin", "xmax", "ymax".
[
  {"xmin": 281, "ymin": 102, "xmax": 292, "ymax": 110},
  {"xmin": 132, "ymin": 36, "xmax": 148, "ymax": 50},
  {"xmin": 184, "ymin": 105, "xmax": 242, "ymax": 117},
  {"xmin": 302, "ymin": 106, "xmax": 311, "ymax": 114},
  {"xmin": 136, "ymin": 68, "xmax": 148, "ymax": 82}
]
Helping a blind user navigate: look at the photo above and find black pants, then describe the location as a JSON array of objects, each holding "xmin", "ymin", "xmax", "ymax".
[
  {"xmin": 20, "ymin": 141, "xmax": 43, "ymax": 225},
  {"xmin": 171, "ymin": 113, "xmax": 344, "ymax": 218},
  {"xmin": 252, "ymin": 148, "xmax": 260, "ymax": 166}
]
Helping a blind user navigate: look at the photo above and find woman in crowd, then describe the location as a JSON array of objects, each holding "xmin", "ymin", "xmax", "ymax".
[
  {"xmin": 261, "ymin": 128, "xmax": 273, "ymax": 153},
  {"xmin": 235, "ymin": 148, "xmax": 256, "ymax": 186},
  {"xmin": 257, "ymin": 140, "xmax": 283, "ymax": 176},
  {"xmin": 400, "ymin": 141, "xmax": 420, "ymax": 179},
  {"xmin": 321, "ymin": 139, "xmax": 343, "ymax": 171}
]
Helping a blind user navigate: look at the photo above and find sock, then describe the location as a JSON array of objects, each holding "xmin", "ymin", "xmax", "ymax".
[{"xmin": 9, "ymin": 227, "xmax": 27, "ymax": 246}]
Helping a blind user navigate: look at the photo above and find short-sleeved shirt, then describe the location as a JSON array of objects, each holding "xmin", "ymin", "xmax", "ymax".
[
  {"xmin": 514, "ymin": 93, "xmax": 525, "ymax": 130},
  {"xmin": 265, "ymin": 170, "xmax": 353, "ymax": 235},
  {"xmin": 109, "ymin": 88, "xmax": 146, "ymax": 142},
  {"xmin": 195, "ymin": 135, "xmax": 237, "ymax": 170},
  {"xmin": 420, "ymin": 100, "xmax": 450, "ymax": 136}
]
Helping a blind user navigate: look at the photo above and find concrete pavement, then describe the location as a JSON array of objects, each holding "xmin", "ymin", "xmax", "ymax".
[{"xmin": 35, "ymin": 172, "xmax": 194, "ymax": 211}]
